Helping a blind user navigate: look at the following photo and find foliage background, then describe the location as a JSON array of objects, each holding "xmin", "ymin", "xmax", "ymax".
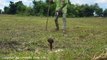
[{"xmin": 0, "ymin": 0, "xmax": 107, "ymax": 17}]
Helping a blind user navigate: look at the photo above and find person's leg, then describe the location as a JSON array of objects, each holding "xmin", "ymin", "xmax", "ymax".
[
  {"xmin": 55, "ymin": 11, "xmax": 59, "ymax": 30},
  {"xmin": 62, "ymin": 13, "xmax": 66, "ymax": 33}
]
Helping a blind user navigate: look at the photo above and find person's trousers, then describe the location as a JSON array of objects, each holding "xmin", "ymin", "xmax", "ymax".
[{"xmin": 55, "ymin": 11, "xmax": 66, "ymax": 31}]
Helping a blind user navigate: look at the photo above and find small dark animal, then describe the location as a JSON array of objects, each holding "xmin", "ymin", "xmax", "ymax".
[{"xmin": 47, "ymin": 38, "xmax": 54, "ymax": 51}]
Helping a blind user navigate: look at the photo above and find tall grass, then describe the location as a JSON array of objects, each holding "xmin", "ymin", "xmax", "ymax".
[{"xmin": 0, "ymin": 15, "xmax": 107, "ymax": 60}]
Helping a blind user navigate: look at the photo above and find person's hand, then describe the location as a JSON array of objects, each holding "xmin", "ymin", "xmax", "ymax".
[
  {"xmin": 49, "ymin": 0, "xmax": 54, "ymax": 4},
  {"xmin": 56, "ymin": 8, "xmax": 62, "ymax": 13}
]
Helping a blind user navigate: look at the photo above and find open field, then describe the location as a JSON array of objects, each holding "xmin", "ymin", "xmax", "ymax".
[{"xmin": 0, "ymin": 15, "xmax": 107, "ymax": 60}]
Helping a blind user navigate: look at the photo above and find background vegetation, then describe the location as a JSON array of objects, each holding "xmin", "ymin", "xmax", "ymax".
[{"xmin": 0, "ymin": 0, "xmax": 107, "ymax": 17}]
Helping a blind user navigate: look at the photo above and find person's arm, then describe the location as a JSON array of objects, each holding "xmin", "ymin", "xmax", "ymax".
[
  {"xmin": 58, "ymin": 1, "xmax": 68, "ymax": 12},
  {"xmin": 59, "ymin": 3, "xmax": 67, "ymax": 11}
]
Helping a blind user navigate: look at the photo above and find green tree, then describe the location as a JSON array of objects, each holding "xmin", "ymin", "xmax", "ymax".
[
  {"xmin": 95, "ymin": 8, "xmax": 103, "ymax": 16},
  {"xmin": 4, "ymin": 7, "xmax": 10, "ymax": 14},
  {"xmin": 33, "ymin": 0, "xmax": 47, "ymax": 16},
  {"xmin": 77, "ymin": 4, "xmax": 94, "ymax": 17},
  {"xmin": 92, "ymin": 3, "xmax": 103, "ymax": 16},
  {"xmin": 46, "ymin": 0, "xmax": 49, "ymax": 3},
  {"xmin": 15, "ymin": 1, "xmax": 26, "ymax": 14},
  {"xmin": 4, "ymin": 1, "xmax": 28, "ymax": 15},
  {"xmin": 67, "ymin": 4, "xmax": 77, "ymax": 17},
  {"xmin": 0, "ymin": 9, "xmax": 2, "ymax": 14},
  {"xmin": 82, "ymin": 4, "xmax": 94, "ymax": 17},
  {"xmin": 9, "ymin": 1, "xmax": 17, "ymax": 14},
  {"xmin": 33, "ymin": 0, "xmax": 40, "ymax": 16},
  {"xmin": 103, "ymin": 9, "xmax": 107, "ymax": 17},
  {"xmin": 25, "ymin": 7, "xmax": 33, "ymax": 15}
]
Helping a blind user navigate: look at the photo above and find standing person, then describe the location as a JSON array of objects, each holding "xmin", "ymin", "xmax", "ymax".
[{"xmin": 50, "ymin": 0, "xmax": 68, "ymax": 33}]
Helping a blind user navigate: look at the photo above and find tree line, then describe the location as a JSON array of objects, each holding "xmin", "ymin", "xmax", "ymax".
[{"xmin": 0, "ymin": 0, "xmax": 107, "ymax": 17}]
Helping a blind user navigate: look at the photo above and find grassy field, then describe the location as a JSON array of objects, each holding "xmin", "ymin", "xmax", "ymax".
[{"xmin": 0, "ymin": 15, "xmax": 107, "ymax": 60}]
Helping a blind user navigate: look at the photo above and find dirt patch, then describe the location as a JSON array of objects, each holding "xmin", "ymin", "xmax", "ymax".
[
  {"xmin": 92, "ymin": 51, "xmax": 107, "ymax": 60},
  {"xmin": 0, "ymin": 40, "xmax": 35, "ymax": 54},
  {"xmin": 0, "ymin": 40, "xmax": 24, "ymax": 52}
]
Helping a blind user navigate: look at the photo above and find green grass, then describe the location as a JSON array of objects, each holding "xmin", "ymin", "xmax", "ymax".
[{"xmin": 0, "ymin": 15, "xmax": 107, "ymax": 60}]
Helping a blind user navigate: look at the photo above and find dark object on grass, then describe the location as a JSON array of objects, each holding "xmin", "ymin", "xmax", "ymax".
[{"xmin": 47, "ymin": 38, "xmax": 54, "ymax": 51}]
